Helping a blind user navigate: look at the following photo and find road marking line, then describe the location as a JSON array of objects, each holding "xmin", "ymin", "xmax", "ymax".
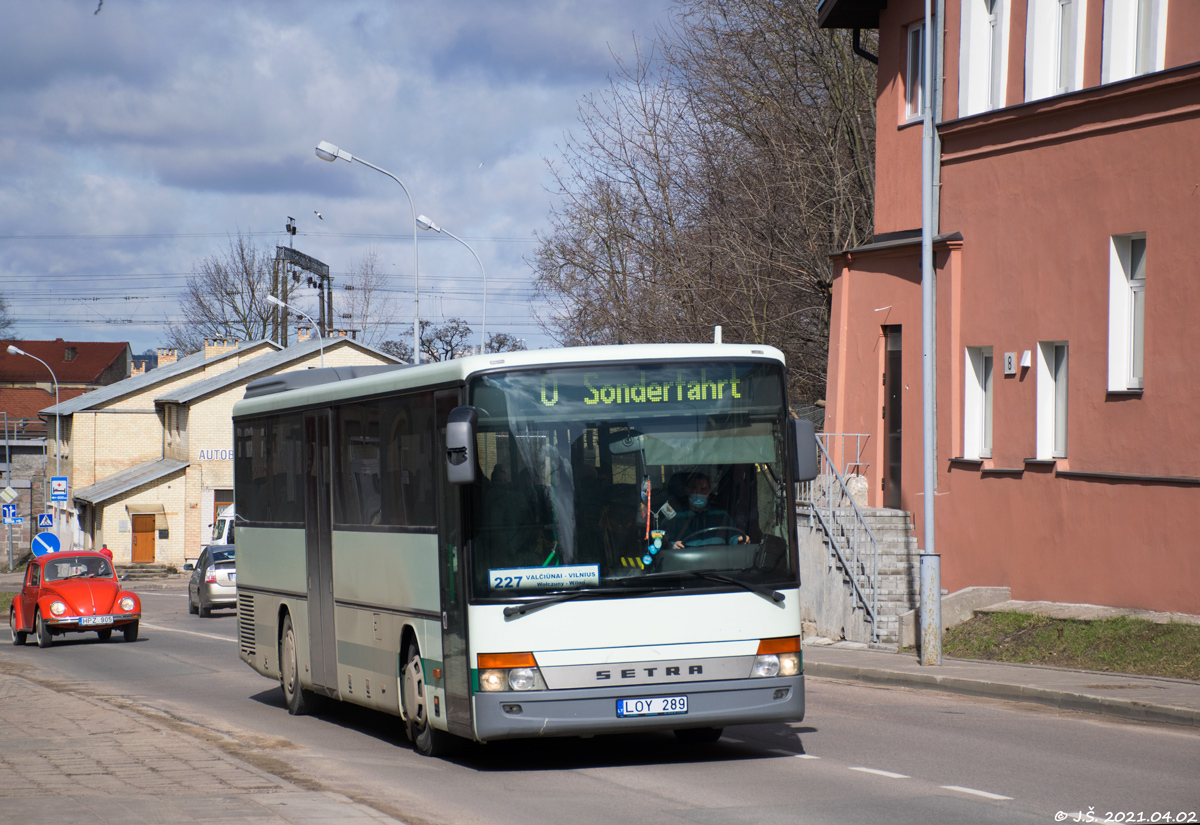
[
  {"xmin": 849, "ymin": 767, "xmax": 910, "ymax": 779},
  {"xmin": 940, "ymin": 785, "xmax": 1013, "ymax": 801},
  {"xmin": 794, "ymin": 754, "xmax": 820, "ymax": 759},
  {"xmin": 140, "ymin": 623, "xmax": 236, "ymax": 643}
]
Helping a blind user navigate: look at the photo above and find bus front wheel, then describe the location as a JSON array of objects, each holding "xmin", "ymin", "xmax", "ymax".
[
  {"xmin": 280, "ymin": 614, "xmax": 320, "ymax": 716},
  {"xmin": 402, "ymin": 642, "xmax": 453, "ymax": 757}
]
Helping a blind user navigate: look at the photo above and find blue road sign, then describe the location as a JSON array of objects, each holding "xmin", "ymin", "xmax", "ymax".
[
  {"xmin": 1, "ymin": 504, "xmax": 15, "ymax": 520},
  {"xmin": 32, "ymin": 532, "xmax": 61, "ymax": 556},
  {"xmin": 51, "ymin": 476, "xmax": 68, "ymax": 503},
  {"xmin": 38, "ymin": 513, "xmax": 54, "ymax": 529}
]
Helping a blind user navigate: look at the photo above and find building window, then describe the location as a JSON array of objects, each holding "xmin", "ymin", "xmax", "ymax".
[
  {"xmin": 1026, "ymin": 0, "xmax": 1086, "ymax": 101},
  {"xmin": 1103, "ymin": 0, "xmax": 1167, "ymax": 83},
  {"xmin": 1037, "ymin": 342, "xmax": 1069, "ymax": 459},
  {"xmin": 1108, "ymin": 234, "xmax": 1146, "ymax": 390},
  {"xmin": 960, "ymin": 0, "xmax": 1008, "ymax": 115},
  {"xmin": 965, "ymin": 346, "xmax": 994, "ymax": 459},
  {"xmin": 906, "ymin": 21, "xmax": 925, "ymax": 121}
]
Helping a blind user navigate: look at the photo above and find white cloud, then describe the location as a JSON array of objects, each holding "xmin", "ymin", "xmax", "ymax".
[{"xmin": 0, "ymin": 0, "xmax": 673, "ymax": 351}]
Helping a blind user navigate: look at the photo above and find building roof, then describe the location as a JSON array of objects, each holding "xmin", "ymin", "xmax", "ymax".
[
  {"xmin": 0, "ymin": 339, "xmax": 130, "ymax": 385},
  {"xmin": 0, "ymin": 387, "xmax": 92, "ymax": 435},
  {"xmin": 42, "ymin": 340, "xmax": 280, "ymax": 417},
  {"xmin": 73, "ymin": 457, "xmax": 189, "ymax": 506},
  {"xmin": 155, "ymin": 337, "xmax": 402, "ymax": 405},
  {"xmin": 816, "ymin": 0, "xmax": 887, "ymax": 29}
]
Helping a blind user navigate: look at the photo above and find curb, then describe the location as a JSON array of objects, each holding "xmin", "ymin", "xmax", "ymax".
[{"xmin": 805, "ymin": 661, "xmax": 1200, "ymax": 729}]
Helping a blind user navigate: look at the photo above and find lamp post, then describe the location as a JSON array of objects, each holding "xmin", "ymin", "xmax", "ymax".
[
  {"xmin": 416, "ymin": 214, "xmax": 487, "ymax": 354},
  {"xmin": 8, "ymin": 345, "xmax": 60, "ymax": 531},
  {"xmin": 315, "ymin": 140, "xmax": 422, "ymax": 364},
  {"xmin": 266, "ymin": 295, "xmax": 324, "ymax": 367}
]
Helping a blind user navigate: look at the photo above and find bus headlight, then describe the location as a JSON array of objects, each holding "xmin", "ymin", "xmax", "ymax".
[
  {"xmin": 752, "ymin": 637, "xmax": 801, "ymax": 678},
  {"xmin": 478, "ymin": 653, "xmax": 548, "ymax": 692},
  {"xmin": 51, "ymin": 601, "xmax": 67, "ymax": 616}
]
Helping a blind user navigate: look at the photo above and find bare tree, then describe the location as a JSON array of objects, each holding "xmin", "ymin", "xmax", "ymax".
[
  {"xmin": 487, "ymin": 332, "xmax": 529, "ymax": 353},
  {"xmin": 531, "ymin": 0, "xmax": 876, "ymax": 402},
  {"xmin": 164, "ymin": 234, "xmax": 278, "ymax": 354},
  {"xmin": 0, "ymin": 293, "xmax": 14, "ymax": 339},
  {"xmin": 337, "ymin": 248, "xmax": 404, "ymax": 347}
]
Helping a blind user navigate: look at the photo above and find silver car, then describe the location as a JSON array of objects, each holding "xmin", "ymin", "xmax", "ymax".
[{"xmin": 187, "ymin": 545, "xmax": 236, "ymax": 617}]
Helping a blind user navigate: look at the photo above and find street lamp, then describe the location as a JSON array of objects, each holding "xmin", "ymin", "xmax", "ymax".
[
  {"xmin": 416, "ymin": 214, "xmax": 487, "ymax": 354},
  {"xmin": 8, "ymin": 345, "xmax": 60, "ymax": 529},
  {"xmin": 315, "ymin": 140, "xmax": 422, "ymax": 364},
  {"xmin": 266, "ymin": 295, "xmax": 324, "ymax": 367}
]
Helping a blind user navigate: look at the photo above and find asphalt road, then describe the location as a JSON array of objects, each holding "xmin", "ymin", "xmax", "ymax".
[{"xmin": 7, "ymin": 585, "xmax": 1198, "ymax": 825}]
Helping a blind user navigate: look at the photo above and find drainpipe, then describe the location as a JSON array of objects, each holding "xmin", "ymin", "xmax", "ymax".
[{"xmin": 852, "ymin": 28, "xmax": 879, "ymax": 64}]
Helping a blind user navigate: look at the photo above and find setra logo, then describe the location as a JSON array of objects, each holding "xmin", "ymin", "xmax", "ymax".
[{"xmin": 596, "ymin": 665, "xmax": 704, "ymax": 680}]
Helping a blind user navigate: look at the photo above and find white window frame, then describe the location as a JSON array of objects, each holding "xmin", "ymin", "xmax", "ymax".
[
  {"xmin": 906, "ymin": 21, "xmax": 926, "ymax": 121},
  {"xmin": 1103, "ymin": 0, "xmax": 1168, "ymax": 83},
  {"xmin": 1036, "ymin": 341, "xmax": 1069, "ymax": 459},
  {"xmin": 964, "ymin": 346, "xmax": 994, "ymax": 459},
  {"xmin": 1108, "ymin": 234, "xmax": 1146, "ymax": 391},
  {"xmin": 1026, "ymin": 0, "xmax": 1087, "ymax": 101},
  {"xmin": 961, "ymin": 0, "xmax": 1010, "ymax": 116}
]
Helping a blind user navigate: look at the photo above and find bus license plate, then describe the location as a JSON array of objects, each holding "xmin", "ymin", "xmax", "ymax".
[
  {"xmin": 80, "ymin": 615, "xmax": 114, "ymax": 626},
  {"xmin": 617, "ymin": 696, "xmax": 687, "ymax": 717}
]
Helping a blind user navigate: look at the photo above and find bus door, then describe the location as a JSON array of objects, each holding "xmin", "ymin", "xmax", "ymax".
[
  {"xmin": 435, "ymin": 391, "xmax": 472, "ymax": 736},
  {"xmin": 304, "ymin": 411, "xmax": 338, "ymax": 696}
]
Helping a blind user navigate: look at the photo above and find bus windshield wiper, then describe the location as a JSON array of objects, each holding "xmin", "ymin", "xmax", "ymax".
[
  {"xmin": 502, "ymin": 586, "xmax": 659, "ymax": 618},
  {"xmin": 632, "ymin": 569, "xmax": 785, "ymax": 603}
]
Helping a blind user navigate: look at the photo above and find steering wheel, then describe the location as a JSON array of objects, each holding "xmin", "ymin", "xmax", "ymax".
[{"xmin": 677, "ymin": 526, "xmax": 749, "ymax": 546}]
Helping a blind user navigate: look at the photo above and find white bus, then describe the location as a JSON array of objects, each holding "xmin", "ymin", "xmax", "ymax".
[{"xmin": 232, "ymin": 344, "xmax": 817, "ymax": 756}]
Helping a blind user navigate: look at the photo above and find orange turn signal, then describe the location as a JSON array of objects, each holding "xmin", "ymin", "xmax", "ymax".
[
  {"xmin": 756, "ymin": 636, "xmax": 801, "ymax": 655},
  {"xmin": 478, "ymin": 652, "xmax": 537, "ymax": 669}
]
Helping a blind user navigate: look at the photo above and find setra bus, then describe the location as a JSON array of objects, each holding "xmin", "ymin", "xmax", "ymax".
[{"xmin": 232, "ymin": 343, "xmax": 818, "ymax": 755}]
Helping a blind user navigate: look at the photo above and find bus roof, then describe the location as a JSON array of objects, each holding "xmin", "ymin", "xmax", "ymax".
[{"xmin": 232, "ymin": 343, "xmax": 786, "ymax": 418}]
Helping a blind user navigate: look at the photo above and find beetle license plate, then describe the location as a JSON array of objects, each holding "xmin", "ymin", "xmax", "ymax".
[
  {"xmin": 616, "ymin": 696, "xmax": 687, "ymax": 717},
  {"xmin": 80, "ymin": 615, "xmax": 114, "ymax": 626}
]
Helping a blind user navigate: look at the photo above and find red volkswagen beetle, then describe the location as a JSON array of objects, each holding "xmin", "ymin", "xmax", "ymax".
[{"xmin": 9, "ymin": 551, "xmax": 142, "ymax": 647}]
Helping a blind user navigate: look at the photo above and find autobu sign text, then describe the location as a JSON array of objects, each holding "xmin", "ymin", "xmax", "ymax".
[{"xmin": 198, "ymin": 449, "xmax": 233, "ymax": 460}]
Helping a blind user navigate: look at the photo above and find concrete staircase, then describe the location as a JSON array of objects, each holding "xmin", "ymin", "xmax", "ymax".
[
  {"xmin": 799, "ymin": 506, "xmax": 919, "ymax": 646},
  {"xmin": 115, "ymin": 563, "xmax": 177, "ymax": 581},
  {"xmin": 864, "ymin": 509, "xmax": 919, "ymax": 645}
]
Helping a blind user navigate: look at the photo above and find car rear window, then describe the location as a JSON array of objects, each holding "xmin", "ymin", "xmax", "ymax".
[{"xmin": 212, "ymin": 548, "xmax": 235, "ymax": 564}]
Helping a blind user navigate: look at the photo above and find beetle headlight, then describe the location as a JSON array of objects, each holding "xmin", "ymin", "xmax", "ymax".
[
  {"xmin": 120, "ymin": 597, "xmax": 136, "ymax": 612},
  {"xmin": 50, "ymin": 601, "xmax": 67, "ymax": 616}
]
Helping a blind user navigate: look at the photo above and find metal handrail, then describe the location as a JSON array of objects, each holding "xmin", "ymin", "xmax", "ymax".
[{"xmin": 798, "ymin": 433, "xmax": 880, "ymax": 642}]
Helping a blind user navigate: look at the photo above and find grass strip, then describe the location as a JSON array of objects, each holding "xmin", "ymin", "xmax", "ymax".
[{"xmin": 942, "ymin": 611, "xmax": 1200, "ymax": 681}]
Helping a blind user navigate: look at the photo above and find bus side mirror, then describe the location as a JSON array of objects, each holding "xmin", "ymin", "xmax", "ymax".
[
  {"xmin": 446, "ymin": 406, "xmax": 479, "ymax": 485},
  {"xmin": 790, "ymin": 418, "xmax": 819, "ymax": 483}
]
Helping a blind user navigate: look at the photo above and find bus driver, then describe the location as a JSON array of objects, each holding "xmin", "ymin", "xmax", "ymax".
[{"xmin": 664, "ymin": 474, "xmax": 749, "ymax": 549}]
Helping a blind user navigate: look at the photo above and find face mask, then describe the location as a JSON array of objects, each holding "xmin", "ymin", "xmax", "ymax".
[{"xmin": 689, "ymin": 493, "xmax": 708, "ymax": 510}]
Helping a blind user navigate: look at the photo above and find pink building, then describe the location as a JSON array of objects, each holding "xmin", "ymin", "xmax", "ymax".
[{"xmin": 818, "ymin": 0, "xmax": 1199, "ymax": 614}]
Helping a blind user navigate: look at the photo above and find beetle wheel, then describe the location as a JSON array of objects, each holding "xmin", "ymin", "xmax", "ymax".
[
  {"xmin": 35, "ymin": 610, "xmax": 52, "ymax": 648},
  {"xmin": 10, "ymin": 608, "xmax": 26, "ymax": 646}
]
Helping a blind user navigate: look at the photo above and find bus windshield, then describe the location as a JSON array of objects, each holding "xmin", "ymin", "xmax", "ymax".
[{"xmin": 468, "ymin": 360, "xmax": 794, "ymax": 600}]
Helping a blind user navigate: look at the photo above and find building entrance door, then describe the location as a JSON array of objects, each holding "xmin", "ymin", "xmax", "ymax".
[
  {"xmin": 882, "ymin": 326, "xmax": 903, "ymax": 510},
  {"xmin": 131, "ymin": 514, "xmax": 156, "ymax": 562}
]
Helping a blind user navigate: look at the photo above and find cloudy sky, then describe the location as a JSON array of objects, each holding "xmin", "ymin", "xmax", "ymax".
[{"xmin": 0, "ymin": 0, "xmax": 676, "ymax": 356}]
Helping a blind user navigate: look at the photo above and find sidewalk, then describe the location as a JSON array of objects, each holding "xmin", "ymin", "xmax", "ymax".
[
  {"xmin": 803, "ymin": 641, "xmax": 1200, "ymax": 728},
  {"xmin": 0, "ymin": 667, "xmax": 407, "ymax": 824}
]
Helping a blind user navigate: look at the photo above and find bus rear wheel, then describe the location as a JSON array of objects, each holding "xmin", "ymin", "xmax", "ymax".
[
  {"xmin": 280, "ymin": 614, "xmax": 320, "ymax": 715},
  {"xmin": 402, "ymin": 642, "xmax": 453, "ymax": 757}
]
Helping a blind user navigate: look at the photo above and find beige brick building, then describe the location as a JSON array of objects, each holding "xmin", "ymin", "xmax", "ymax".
[{"xmin": 42, "ymin": 337, "xmax": 399, "ymax": 566}]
